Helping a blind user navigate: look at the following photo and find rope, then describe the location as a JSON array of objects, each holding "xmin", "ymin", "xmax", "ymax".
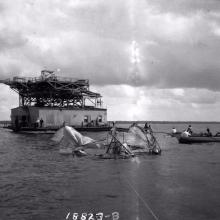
[
  {"xmin": 124, "ymin": 177, "xmax": 159, "ymax": 220},
  {"xmin": 152, "ymin": 131, "xmax": 170, "ymax": 135}
]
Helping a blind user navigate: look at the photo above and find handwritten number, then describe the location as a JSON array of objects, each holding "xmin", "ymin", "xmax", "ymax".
[
  {"xmin": 65, "ymin": 211, "xmax": 119, "ymax": 220},
  {"xmin": 88, "ymin": 213, "xmax": 95, "ymax": 220},
  {"xmin": 66, "ymin": 212, "xmax": 71, "ymax": 219},
  {"xmin": 81, "ymin": 213, "xmax": 87, "ymax": 220},
  {"xmin": 72, "ymin": 213, "xmax": 78, "ymax": 220},
  {"xmin": 112, "ymin": 212, "xmax": 119, "ymax": 220},
  {"xmin": 96, "ymin": 212, "xmax": 103, "ymax": 220}
]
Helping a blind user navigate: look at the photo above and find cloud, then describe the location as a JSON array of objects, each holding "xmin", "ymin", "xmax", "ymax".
[
  {"xmin": 150, "ymin": 0, "xmax": 220, "ymax": 14},
  {"xmin": 0, "ymin": 29, "xmax": 27, "ymax": 51},
  {"xmin": 0, "ymin": 84, "xmax": 18, "ymax": 119},
  {"xmin": 0, "ymin": 0, "xmax": 219, "ymax": 89},
  {"xmin": 0, "ymin": 0, "xmax": 220, "ymax": 120},
  {"xmin": 93, "ymin": 85, "xmax": 220, "ymax": 121},
  {"xmin": 0, "ymin": 0, "xmax": 219, "ymax": 90},
  {"xmin": 142, "ymin": 39, "xmax": 220, "ymax": 90}
]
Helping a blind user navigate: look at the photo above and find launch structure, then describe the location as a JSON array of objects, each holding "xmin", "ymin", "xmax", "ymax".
[
  {"xmin": 0, "ymin": 70, "xmax": 103, "ymax": 108},
  {"xmin": 0, "ymin": 70, "xmax": 107, "ymax": 130}
]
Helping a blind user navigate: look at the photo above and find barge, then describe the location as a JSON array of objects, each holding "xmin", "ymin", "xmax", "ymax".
[{"xmin": 0, "ymin": 70, "xmax": 110, "ymax": 133}]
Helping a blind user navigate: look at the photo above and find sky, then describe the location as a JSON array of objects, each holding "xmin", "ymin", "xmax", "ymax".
[{"xmin": 1, "ymin": 0, "xmax": 220, "ymax": 121}]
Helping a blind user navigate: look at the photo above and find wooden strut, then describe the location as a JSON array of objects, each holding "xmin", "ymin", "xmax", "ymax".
[{"xmin": 106, "ymin": 134, "xmax": 133, "ymax": 156}]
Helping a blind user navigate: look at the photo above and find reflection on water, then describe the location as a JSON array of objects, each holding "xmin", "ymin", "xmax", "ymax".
[{"xmin": 0, "ymin": 123, "xmax": 220, "ymax": 220}]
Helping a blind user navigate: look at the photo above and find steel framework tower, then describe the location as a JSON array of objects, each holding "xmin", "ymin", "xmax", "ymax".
[{"xmin": 0, "ymin": 70, "xmax": 103, "ymax": 108}]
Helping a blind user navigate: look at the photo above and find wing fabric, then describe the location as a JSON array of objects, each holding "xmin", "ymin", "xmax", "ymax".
[{"xmin": 52, "ymin": 126, "xmax": 95, "ymax": 149}]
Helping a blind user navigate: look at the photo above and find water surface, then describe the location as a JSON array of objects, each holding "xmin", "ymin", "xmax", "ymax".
[{"xmin": 0, "ymin": 123, "xmax": 220, "ymax": 220}]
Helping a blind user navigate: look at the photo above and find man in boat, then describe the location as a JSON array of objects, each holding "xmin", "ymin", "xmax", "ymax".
[
  {"xmin": 172, "ymin": 127, "xmax": 177, "ymax": 134},
  {"xmin": 182, "ymin": 126, "xmax": 192, "ymax": 137},
  {"xmin": 206, "ymin": 128, "xmax": 212, "ymax": 137},
  {"xmin": 186, "ymin": 125, "xmax": 193, "ymax": 135}
]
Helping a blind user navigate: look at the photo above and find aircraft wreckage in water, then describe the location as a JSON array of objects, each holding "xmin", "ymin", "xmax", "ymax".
[{"xmin": 51, "ymin": 125, "xmax": 161, "ymax": 158}]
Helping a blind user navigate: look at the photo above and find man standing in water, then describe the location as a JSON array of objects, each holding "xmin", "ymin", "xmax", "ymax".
[
  {"xmin": 108, "ymin": 122, "xmax": 122, "ymax": 156},
  {"xmin": 144, "ymin": 122, "xmax": 153, "ymax": 134},
  {"xmin": 110, "ymin": 122, "xmax": 117, "ymax": 137},
  {"xmin": 144, "ymin": 122, "xmax": 149, "ymax": 130}
]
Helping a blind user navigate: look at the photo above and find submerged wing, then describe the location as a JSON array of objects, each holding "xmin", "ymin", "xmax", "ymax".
[
  {"xmin": 51, "ymin": 126, "xmax": 95, "ymax": 149},
  {"xmin": 129, "ymin": 126, "xmax": 148, "ymax": 142},
  {"xmin": 64, "ymin": 126, "xmax": 94, "ymax": 146},
  {"xmin": 121, "ymin": 126, "xmax": 149, "ymax": 148},
  {"xmin": 123, "ymin": 132, "xmax": 147, "ymax": 147},
  {"xmin": 123, "ymin": 125, "xmax": 158, "ymax": 149},
  {"xmin": 51, "ymin": 127, "xmax": 64, "ymax": 142}
]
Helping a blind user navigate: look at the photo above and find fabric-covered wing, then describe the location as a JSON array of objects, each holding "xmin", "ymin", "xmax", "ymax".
[
  {"xmin": 64, "ymin": 126, "xmax": 94, "ymax": 146},
  {"xmin": 124, "ymin": 126, "xmax": 149, "ymax": 148},
  {"xmin": 51, "ymin": 127, "xmax": 64, "ymax": 142},
  {"xmin": 123, "ymin": 132, "xmax": 147, "ymax": 148},
  {"xmin": 129, "ymin": 126, "xmax": 148, "ymax": 142},
  {"xmin": 51, "ymin": 126, "xmax": 95, "ymax": 149}
]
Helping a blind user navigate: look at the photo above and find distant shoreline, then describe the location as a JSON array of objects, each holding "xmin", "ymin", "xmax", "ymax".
[{"xmin": 110, "ymin": 121, "xmax": 220, "ymax": 124}]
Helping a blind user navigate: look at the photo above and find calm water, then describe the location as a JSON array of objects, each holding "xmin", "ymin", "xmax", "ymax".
[{"xmin": 0, "ymin": 123, "xmax": 220, "ymax": 220}]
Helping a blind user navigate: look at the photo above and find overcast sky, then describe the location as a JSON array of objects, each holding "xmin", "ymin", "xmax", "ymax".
[{"xmin": 1, "ymin": 0, "xmax": 220, "ymax": 121}]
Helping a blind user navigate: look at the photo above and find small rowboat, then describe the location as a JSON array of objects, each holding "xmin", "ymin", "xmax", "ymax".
[{"xmin": 178, "ymin": 135, "xmax": 220, "ymax": 144}]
